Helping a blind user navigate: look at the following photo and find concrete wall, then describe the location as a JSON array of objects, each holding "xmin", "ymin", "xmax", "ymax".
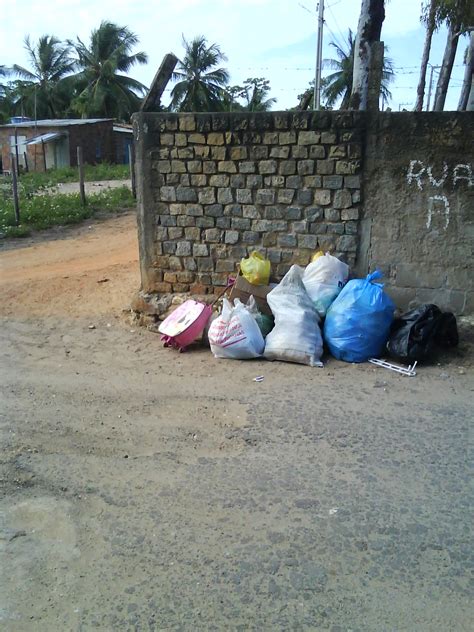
[
  {"xmin": 133, "ymin": 110, "xmax": 474, "ymax": 316},
  {"xmin": 361, "ymin": 113, "xmax": 474, "ymax": 314}
]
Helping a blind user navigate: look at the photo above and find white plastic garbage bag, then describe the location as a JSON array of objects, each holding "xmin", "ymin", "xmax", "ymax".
[
  {"xmin": 208, "ymin": 298, "xmax": 265, "ymax": 359},
  {"xmin": 303, "ymin": 253, "xmax": 349, "ymax": 317},
  {"xmin": 264, "ymin": 265, "xmax": 323, "ymax": 367}
]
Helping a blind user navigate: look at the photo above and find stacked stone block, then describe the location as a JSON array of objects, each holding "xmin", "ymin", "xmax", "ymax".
[{"xmin": 134, "ymin": 111, "xmax": 363, "ymax": 295}]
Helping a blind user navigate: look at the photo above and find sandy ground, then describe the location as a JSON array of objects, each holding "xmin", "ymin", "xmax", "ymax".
[
  {"xmin": 0, "ymin": 213, "xmax": 473, "ymax": 630},
  {"xmin": 0, "ymin": 211, "xmax": 139, "ymax": 319},
  {"xmin": 47, "ymin": 179, "xmax": 133, "ymax": 197}
]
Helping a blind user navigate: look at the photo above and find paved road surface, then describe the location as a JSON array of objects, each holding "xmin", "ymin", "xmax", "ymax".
[{"xmin": 0, "ymin": 216, "xmax": 472, "ymax": 630}]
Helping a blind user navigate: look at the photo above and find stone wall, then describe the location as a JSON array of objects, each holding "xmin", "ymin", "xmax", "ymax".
[
  {"xmin": 133, "ymin": 111, "xmax": 363, "ymax": 297},
  {"xmin": 133, "ymin": 110, "xmax": 473, "ymax": 316},
  {"xmin": 360, "ymin": 113, "xmax": 474, "ymax": 314}
]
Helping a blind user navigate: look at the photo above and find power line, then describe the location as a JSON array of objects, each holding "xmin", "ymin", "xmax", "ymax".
[
  {"xmin": 324, "ymin": 19, "xmax": 346, "ymax": 53},
  {"xmin": 228, "ymin": 64, "xmax": 464, "ymax": 72},
  {"xmin": 327, "ymin": 1, "xmax": 347, "ymax": 45}
]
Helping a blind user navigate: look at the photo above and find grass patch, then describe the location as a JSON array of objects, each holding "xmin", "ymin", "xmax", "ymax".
[
  {"xmin": 5, "ymin": 163, "xmax": 130, "ymax": 197},
  {"xmin": 0, "ymin": 186, "xmax": 135, "ymax": 238}
]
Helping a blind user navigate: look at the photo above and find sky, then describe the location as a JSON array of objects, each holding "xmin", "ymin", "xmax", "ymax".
[{"xmin": 1, "ymin": 0, "xmax": 469, "ymax": 112}]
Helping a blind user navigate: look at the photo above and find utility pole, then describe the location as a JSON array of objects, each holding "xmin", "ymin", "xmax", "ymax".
[
  {"xmin": 426, "ymin": 63, "xmax": 440, "ymax": 111},
  {"xmin": 314, "ymin": 0, "xmax": 325, "ymax": 110}
]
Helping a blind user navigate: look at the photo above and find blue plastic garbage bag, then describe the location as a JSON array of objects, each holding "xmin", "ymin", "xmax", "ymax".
[{"xmin": 324, "ymin": 270, "xmax": 395, "ymax": 362}]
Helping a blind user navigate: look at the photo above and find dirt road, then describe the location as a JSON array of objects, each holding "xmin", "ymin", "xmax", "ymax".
[
  {"xmin": 0, "ymin": 211, "xmax": 139, "ymax": 319},
  {"xmin": 0, "ymin": 216, "xmax": 473, "ymax": 630}
]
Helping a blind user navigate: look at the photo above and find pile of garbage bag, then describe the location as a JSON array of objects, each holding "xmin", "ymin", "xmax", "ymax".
[
  {"xmin": 324, "ymin": 270, "xmax": 395, "ymax": 363},
  {"xmin": 265, "ymin": 265, "xmax": 323, "ymax": 367},
  {"xmin": 159, "ymin": 249, "xmax": 458, "ymax": 367}
]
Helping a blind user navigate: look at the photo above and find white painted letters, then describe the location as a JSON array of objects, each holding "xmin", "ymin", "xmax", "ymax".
[
  {"xmin": 407, "ymin": 160, "xmax": 472, "ymax": 231},
  {"xmin": 406, "ymin": 160, "xmax": 425, "ymax": 190},
  {"xmin": 427, "ymin": 195, "xmax": 450, "ymax": 230},
  {"xmin": 452, "ymin": 164, "xmax": 473, "ymax": 187},
  {"xmin": 406, "ymin": 161, "xmax": 473, "ymax": 191},
  {"xmin": 427, "ymin": 163, "xmax": 448, "ymax": 188}
]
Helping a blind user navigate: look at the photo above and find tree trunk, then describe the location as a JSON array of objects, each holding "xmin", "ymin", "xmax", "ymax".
[
  {"xmin": 458, "ymin": 31, "xmax": 474, "ymax": 110},
  {"xmin": 433, "ymin": 23, "xmax": 460, "ymax": 111},
  {"xmin": 415, "ymin": 0, "xmax": 436, "ymax": 112},
  {"xmin": 367, "ymin": 41, "xmax": 384, "ymax": 112},
  {"xmin": 299, "ymin": 89, "xmax": 312, "ymax": 110},
  {"xmin": 467, "ymin": 81, "xmax": 474, "ymax": 110},
  {"xmin": 350, "ymin": 0, "xmax": 386, "ymax": 110}
]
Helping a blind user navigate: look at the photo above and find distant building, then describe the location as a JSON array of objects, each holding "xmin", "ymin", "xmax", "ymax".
[{"xmin": 0, "ymin": 118, "xmax": 133, "ymax": 173}]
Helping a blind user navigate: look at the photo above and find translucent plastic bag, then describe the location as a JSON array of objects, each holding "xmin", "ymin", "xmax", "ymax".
[
  {"xmin": 264, "ymin": 265, "xmax": 323, "ymax": 367},
  {"xmin": 323, "ymin": 270, "xmax": 395, "ymax": 363},
  {"xmin": 303, "ymin": 253, "xmax": 349, "ymax": 318},
  {"xmin": 245, "ymin": 296, "xmax": 274, "ymax": 338},
  {"xmin": 208, "ymin": 298, "xmax": 265, "ymax": 359},
  {"xmin": 240, "ymin": 252, "xmax": 271, "ymax": 286}
]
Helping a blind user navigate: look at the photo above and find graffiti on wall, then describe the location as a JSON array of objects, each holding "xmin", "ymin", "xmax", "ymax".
[{"xmin": 406, "ymin": 161, "xmax": 473, "ymax": 230}]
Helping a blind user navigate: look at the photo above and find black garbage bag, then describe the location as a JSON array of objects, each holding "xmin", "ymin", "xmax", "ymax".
[{"xmin": 386, "ymin": 304, "xmax": 458, "ymax": 362}]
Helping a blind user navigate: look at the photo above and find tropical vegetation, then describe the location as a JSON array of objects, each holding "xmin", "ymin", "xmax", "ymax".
[
  {"xmin": 324, "ymin": 29, "xmax": 394, "ymax": 109},
  {"xmin": 68, "ymin": 21, "xmax": 148, "ymax": 119},
  {"xmin": 298, "ymin": 29, "xmax": 394, "ymax": 110},
  {"xmin": 170, "ymin": 36, "xmax": 230, "ymax": 112},
  {"xmin": 225, "ymin": 78, "xmax": 277, "ymax": 112},
  {"xmin": 1, "ymin": 22, "xmax": 148, "ymax": 122},
  {"xmin": 11, "ymin": 35, "xmax": 75, "ymax": 119},
  {"xmin": 1, "ymin": 2, "xmax": 471, "ymax": 122},
  {"xmin": 0, "ymin": 165, "xmax": 134, "ymax": 238},
  {"xmin": 416, "ymin": 0, "xmax": 474, "ymax": 111}
]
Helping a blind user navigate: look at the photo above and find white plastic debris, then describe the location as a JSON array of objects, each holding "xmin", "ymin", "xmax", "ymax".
[{"xmin": 369, "ymin": 358, "xmax": 417, "ymax": 377}]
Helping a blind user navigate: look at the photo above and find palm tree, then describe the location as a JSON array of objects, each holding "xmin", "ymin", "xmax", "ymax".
[
  {"xmin": 69, "ymin": 21, "xmax": 148, "ymax": 121},
  {"xmin": 0, "ymin": 66, "xmax": 14, "ymax": 123},
  {"xmin": 321, "ymin": 29, "xmax": 394, "ymax": 109},
  {"xmin": 11, "ymin": 35, "xmax": 75, "ymax": 118},
  {"xmin": 224, "ymin": 78, "xmax": 276, "ymax": 112},
  {"xmin": 350, "ymin": 0, "xmax": 386, "ymax": 109},
  {"xmin": 416, "ymin": 0, "xmax": 437, "ymax": 111},
  {"xmin": 0, "ymin": 65, "xmax": 10, "ymax": 100},
  {"xmin": 0, "ymin": 65, "xmax": 10, "ymax": 87},
  {"xmin": 432, "ymin": 0, "xmax": 474, "ymax": 111},
  {"xmin": 458, "ymin": 32, "xmax": 474, "ymax": 110},
  {"xmin": 170, "ymin": 36, "xmax": 229, "ymax": 112},
  {"xmin": 242, "ymin": 78, "xmax": 276, "ymax": 112}
]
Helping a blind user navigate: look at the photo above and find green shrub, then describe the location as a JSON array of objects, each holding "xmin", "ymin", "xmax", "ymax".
[
  {"xmin": 0, "ymin": 186, "xmax": 135, "ymax": 238},
  {"xmin": 8, "ymin": 163, "xmax": 130, "ymax": 196}
]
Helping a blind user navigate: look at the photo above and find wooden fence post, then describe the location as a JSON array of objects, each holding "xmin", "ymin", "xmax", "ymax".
[
  {"xmin": 11, "ymin": 154, "xmax": 20, "ymax": 226},
  {"xmin": 128, "ymin": 144, "xmax": 136, "ymax": 199},
  {"xmin": 41, "ymin": 139, "xmax": 47, "ymax": 171},
  {"xmin": 14, "ymin": 129, "xmax": 20, "ymax": 177},
  {"xmin": 77, "ymin": 146, "xmax": 86, "ymax": 206}
]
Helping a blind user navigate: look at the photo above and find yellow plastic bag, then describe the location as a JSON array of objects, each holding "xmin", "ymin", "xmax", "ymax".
[
  {"xmin": 311, "ymin": 250, "xmax": 324, "ymax": 262},
  {"xmin": 240, "ymin": 252, "xmax": 271, "ymax": 286}
]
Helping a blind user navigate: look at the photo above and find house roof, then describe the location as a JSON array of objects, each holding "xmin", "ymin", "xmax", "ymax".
[
  {"xmin": 25, "ymin": 132, "xmax": 66, "ymax": 145},
  {"xmin": 0, "ymin": 118, "xmax": 114, "ymax": 129},
  {"xmin": 113, "ymin": 125, "xmax": 133, "ymax": 134}
]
